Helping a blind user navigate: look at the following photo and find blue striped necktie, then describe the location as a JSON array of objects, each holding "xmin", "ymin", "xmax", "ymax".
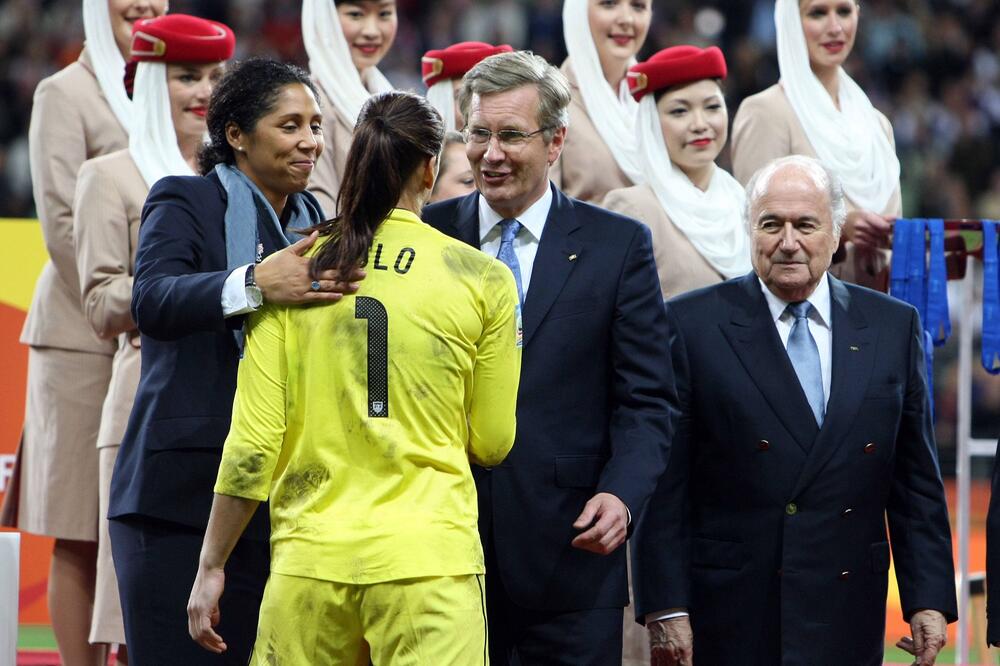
[
  {"xmin": 786, "ymin": 301, "xmax": 825, "ymax": 426},
  {"xmin": 497, "ymin": 219, "xmax": 524, "ymax": 305}
]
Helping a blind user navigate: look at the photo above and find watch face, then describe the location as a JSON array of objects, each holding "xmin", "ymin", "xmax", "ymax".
[{"xmin": 246, "ymin": 285, "xmax": 263, "ymax": 309}]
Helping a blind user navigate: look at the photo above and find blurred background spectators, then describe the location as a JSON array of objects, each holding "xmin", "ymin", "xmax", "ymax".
[{"xmin": 2, "ymin": 0, "xmax": 998, "ymax": 466}]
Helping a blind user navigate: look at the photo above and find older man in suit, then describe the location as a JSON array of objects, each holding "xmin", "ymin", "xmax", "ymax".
[
  {"xmin": 422, "ymin": 50, "xmax": 676, "ymax": 665},
  {"xmin": 632, "ymin": 155, "xmax": 957, "ymax": 666}
]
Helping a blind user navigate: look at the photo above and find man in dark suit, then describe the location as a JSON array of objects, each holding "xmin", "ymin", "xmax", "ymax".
[
  {"xmin": 987, "ymin": 438, "xmax": 1000, "ymax": 647},
  {"xmin": 422, "ymin": 50, "xmax": 676, "ymax": 665},
  {"xmin": 632, "ymin": 155, "xmax": 957, "ymax": 666}
]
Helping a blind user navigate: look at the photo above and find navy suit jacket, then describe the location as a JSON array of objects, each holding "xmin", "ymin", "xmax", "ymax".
[
  {"xmin": 109, "ymin": 172, "xmax": 274, "ymax": 539},
  {"xmin": 423, "ymin": 184, "xmax": 676, "ymax": 612},
  {"xmin": 987, "ymin": 439, "xmax": 1000, "ymax": 644},
  {"xmin": 632, "ymin": 273, "xmax": 957, "ymax": 665}
]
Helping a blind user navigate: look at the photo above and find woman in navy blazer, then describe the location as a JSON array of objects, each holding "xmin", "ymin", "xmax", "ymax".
[{"xmin": 108, "ymin": 58, "xmax": 359, "ymax": 664}]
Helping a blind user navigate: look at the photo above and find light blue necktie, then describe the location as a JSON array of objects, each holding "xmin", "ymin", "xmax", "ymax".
[
  {"xmin": 497, "ymin": 219, "xmax": 524, "ymax": 305},
  {"xmin": 786, "ymin": 301, "xmax": 825, "ymax": 427}
]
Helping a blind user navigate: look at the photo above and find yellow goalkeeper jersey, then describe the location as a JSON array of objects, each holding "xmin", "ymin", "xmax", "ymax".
[{"xmin": 215, "ymin": 208, "xmax": 521, "ymax": 584}]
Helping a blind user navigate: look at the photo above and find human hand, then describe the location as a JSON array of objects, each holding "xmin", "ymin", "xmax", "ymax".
[
  {"xmin": 896, "ymin": 609, "xmax": 947, "ymax": 665},
  {"xmin": 187, "ymin": 565, "xmax": 228, "ymax": 653},
  {"xmin": 649, "ymin": 616, "xmax": 693, "ymax": 666},
  {"xmin": 570, "ymin": 492, "xmax": 628, "ymax": 555},
  {"xmin": 844, "ymin": 209, "xmax": 892, "ymax": 252},
  {"xmin": 254, "ymin": 231, "xmax": 365, "ymax": 305}
]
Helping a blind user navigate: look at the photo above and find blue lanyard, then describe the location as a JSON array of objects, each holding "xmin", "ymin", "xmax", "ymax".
[
  {"xmin": 890, "ymin": 218, "xmax": 911, "ymax": 301},
  {"xmin": 983, "ymin": 221, "xmax": 1000, "ymax": 374},
  {"xmin": 905, "ymin": 218, "xmax": 928, "ymax": 325},
  {"xmin": 925, "ymin": 219, "xmax": 950, "ymax": 347}
]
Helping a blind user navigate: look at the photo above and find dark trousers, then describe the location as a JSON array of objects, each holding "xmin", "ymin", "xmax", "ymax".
[
  {"xmin": 485, "ymin": 544, "xmax": 623, "ymax": 666},
  {"xmin": 110, "ymin": 515, "xmax": 269, "ymax": 665}
]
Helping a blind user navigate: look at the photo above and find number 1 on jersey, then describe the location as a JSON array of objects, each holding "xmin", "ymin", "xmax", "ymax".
[{"xmin": 355, "ymin": 296, "xmax": 389, "ymax": 418}]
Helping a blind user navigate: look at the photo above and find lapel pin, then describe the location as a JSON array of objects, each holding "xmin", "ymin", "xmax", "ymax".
[
  {"xmin": 568, "ymin": 254, "xmax": 578, "ymax": 262},
  {"xmin": 849, "ymin": 345, "xmax": 860, "ymax": 352}
]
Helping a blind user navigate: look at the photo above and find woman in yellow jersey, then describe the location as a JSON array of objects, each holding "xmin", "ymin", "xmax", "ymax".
[{"xmin": 187, "ymin": 91, "xmax": 522, "ymax": 665}]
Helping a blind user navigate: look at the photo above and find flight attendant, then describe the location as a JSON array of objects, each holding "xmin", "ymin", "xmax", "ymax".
[
  {"xmin": 302, "ymin": 0, "xmax": 398, "ymax": 213},
  {"xmin": 0, "ymin": 1, "xmax": 164, "ymax": 664},
  {"xmin": 557, "ymin": 0, "xmax": 653, "ymax": 203},
  {"xmin": 73, "ymin": 13, "xmax": 235, "ymax": 658},
  {"xmin": 604, "ymin": 46, "xmax": 749, "ymax": 301},
  {"xmin": 731, "ymin": 0, "xmax": 896, "ymax": 288}
]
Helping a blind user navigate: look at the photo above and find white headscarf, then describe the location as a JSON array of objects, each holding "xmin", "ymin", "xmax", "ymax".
[
  {"xmin": 562, "ymin": 0, "xmax": 644, "ymax": 184},
  {"xmin": 427, "ymin": 80, "xmax": 457, "ymax": 132},
  {"xmin": 301, "ymin": 0, "xmax": 393, "ymax": 126},
  {"xmin": 129, "ymin": 62, "xmax": 196, "ymax": 188},
  {"xmin": 82, "ymin": 0, "xmax": 132, "ymax": 134},
  {"xmin": 775, "ymin": 0, "xmax": 900, "ymax": 213},
  {"xmin": 635, "ymin": 94, "xmax": 751, "ymax": 279}
]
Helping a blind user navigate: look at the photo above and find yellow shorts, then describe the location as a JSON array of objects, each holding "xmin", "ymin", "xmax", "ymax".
[{"xmin": 249, "ymin": 572, "xmax": 489, "ymax": 665}]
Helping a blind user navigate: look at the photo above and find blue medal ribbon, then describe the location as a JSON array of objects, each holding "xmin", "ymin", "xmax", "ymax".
[
  {"xmin": 925, "ymin": 219, "xmax": 950, "ymax": 347},
  {"xmin": 890, "ymin": 218, "xmax": 912, "ymax": 301},
  {"xmin": 983, "ymin": 221, "xmax": 1000, "ymax": 374},
  {"xmin": 905, "ymin": 218, "xmax": 928, "ymax": 324}
]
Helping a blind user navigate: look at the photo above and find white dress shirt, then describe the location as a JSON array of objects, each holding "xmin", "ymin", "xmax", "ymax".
[
  {"xmin": 221, "ymin": 265, "xmax": 255, "ymax": 317},
  {"xmin": 478, "ymin": 185, "xmax": 553, "ymax": 297},
  {"xmin": 758, "ymin": 274, "xmax": 833, "ymax": 406},
  {"xmin": 645, "ymin": 274, "xmax": 834, "ymax": 626}
]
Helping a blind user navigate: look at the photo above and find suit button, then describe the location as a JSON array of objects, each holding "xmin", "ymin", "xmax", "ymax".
[
  {"xmin": 776, "ymin": 568, "xmax": 783, "ymax": 577},
  {"xmin": 758, "ymin": 439, "xmax": 770, "ymax": 451},
  {"xmin": 839, "ymin": 570, "xmax": 851, "ymax": 580},
  {"xmin": 864, "ymin": 442, "xmax": 876, "ymax": 454},
  {"xmin": 785, "ymin": 502, "xmax": 798, "ymax": 515},
  {"xmin": 842, "ymin": 508, "xmax": 853, "ymax": 517}
]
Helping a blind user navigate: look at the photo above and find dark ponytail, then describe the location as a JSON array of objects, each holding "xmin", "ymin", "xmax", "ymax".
[{"xmin": 311, "ymin": 91, "xmax": 445, "ymax": 278}]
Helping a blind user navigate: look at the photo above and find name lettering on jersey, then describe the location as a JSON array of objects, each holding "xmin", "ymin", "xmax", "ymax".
[{"xmin": 373, "ymin": 243, "xmax": 417, "ymax": 275}]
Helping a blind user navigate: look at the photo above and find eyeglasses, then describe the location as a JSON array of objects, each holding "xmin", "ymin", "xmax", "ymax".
[{"xmin": 462, "ymin": 126, "xmax": 554, "ymax": 147}]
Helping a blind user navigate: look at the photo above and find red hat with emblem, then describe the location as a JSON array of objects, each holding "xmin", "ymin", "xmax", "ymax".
[
  {"xmin": 627, "ymin": 46, "xmax": 727, "ymax": 102},
  {"xmin": 124, "ymin": 14, "xmax": 235, "ymax": 97},
  {"xmin": 422, "ymin": 41, "xmax": 514, "ymax": 87}
]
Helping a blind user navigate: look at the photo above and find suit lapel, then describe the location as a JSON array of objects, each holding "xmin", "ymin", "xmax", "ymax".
[
  {"xmin": 791, "ymin": 277, "xmax": 876, "ymax": 497},
  {"xmin": 452, "ymin": 193, "xmax": 481, "ymax": 248},
  {"xmin": 521, "ymin": 187, "xmax": 583, "ymax": 346},
  {"xmin": 720, "ymin": 274, "xmax": 820, "ymax": 454}
]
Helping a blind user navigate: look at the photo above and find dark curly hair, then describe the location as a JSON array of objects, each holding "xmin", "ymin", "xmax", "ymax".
[
  {"xmin": 310, "ymin": 92, "xmax": 444, "ymax": 279},
  {"xmin": 198, "ymin": 57, "xmax": 320, "ymax": 175}
]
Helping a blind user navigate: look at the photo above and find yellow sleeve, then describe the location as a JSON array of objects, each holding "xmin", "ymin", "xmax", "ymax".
[
  {"xmin": 74, "ymin": 159, "xmax": 135, "ymax": 339},
  {"xmin": 215, "ymin": 305, "xmax": 288, "ymax": 501},
  {"xmin": 467, "ymin": 260, "xmax": 521, "ymax": 467}
]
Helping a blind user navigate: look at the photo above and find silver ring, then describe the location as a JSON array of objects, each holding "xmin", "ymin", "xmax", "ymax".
[{"xmin": 310, "ymin": 280, "xmax": 321, "ymax": 292}]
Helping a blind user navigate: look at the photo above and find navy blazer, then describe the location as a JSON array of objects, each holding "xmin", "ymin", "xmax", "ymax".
[
  {"xmin": 987, "ymin": 438, "xmax": 1000, "ymax": 644},
  {"xmin": 423, "ymin": 184, "xmax": 676, "ymax": 612},
  {"xmin": 632, "ymin": 273, "xmax": 957, "ymax": 665},
  {"xmin": 109, "ymin": 172, "xmax": 275, "ymax": 539}
]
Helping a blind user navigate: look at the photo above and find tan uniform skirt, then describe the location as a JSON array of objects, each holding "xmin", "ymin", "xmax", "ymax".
[
  {"xmin": 90, "ymin": 444, "xmax": 124, "ymax": 644},
  {"xmin": 1, "ymin": 346, "xmax": 110, "ymax": 541}
]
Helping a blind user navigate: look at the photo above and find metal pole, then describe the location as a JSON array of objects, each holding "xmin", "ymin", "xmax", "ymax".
[{"xmin": 956, "ymin": 257, "xmax": 975, "ymax": 665}]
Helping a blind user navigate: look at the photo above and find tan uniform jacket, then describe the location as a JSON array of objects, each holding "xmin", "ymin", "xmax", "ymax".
[
  {"xmin": 307, "ymin": 85, "xmax": 355, "ymax": 217},
  {"xmin": 731, "ymin": 83, "xmax": 899, "ymax": 288},
  {"xmin": 73, "ymin": 150, "xmax": 146, "ymax": 447},
  {"xmin": 603, "ymin": 183, "xmax": 725, "ymax": 299},
  {"xmin": 22, "ymin": 48, "xmax": 126, "ymax": 354},
  {"xmin": 554, "ymin": 59, "xmax": 633, "ymax": 204}
]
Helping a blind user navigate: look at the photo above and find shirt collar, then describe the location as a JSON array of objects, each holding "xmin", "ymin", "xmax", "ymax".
[
  {"xmin": 758, "ymin": 272, "xmax": 832, "ymax": 329},
  {"xmin": 478, "ymin": 184, "xmax": 553, "ymax": 244},
  {"xmin": 387, "ymin": 207, "xmax": 423, "ymax": 226}
]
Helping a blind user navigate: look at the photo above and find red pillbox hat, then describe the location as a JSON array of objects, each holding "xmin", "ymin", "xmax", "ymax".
[
  {"xmin": 627, "ymin": 46, "xmax": 727, "ymax": 102},
  {"xmin": 422, "ymin": 42, "xmax": 514, "ymax": 87}
]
